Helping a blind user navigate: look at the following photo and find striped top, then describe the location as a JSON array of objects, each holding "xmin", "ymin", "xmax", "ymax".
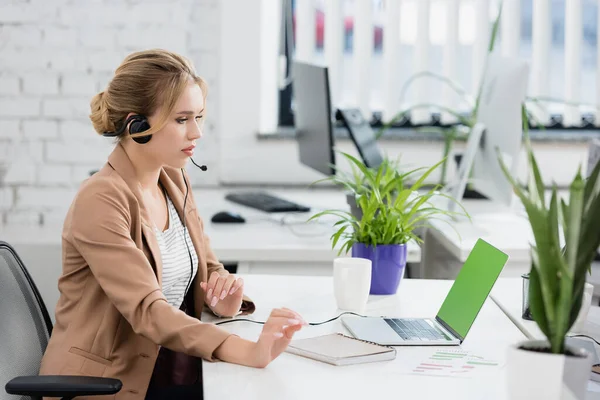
[{"xmin": 154, "ymin": 193, "xmax": 198, "ymax": 308}]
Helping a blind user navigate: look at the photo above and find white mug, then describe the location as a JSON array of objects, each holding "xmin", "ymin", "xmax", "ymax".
[
  {"xmin": 571, "ymin": 282, "xmax": 595, "ymax": 334},
  {"xmin": 333, "ymin": 257, "xmax": 372, "ymax": 312}
]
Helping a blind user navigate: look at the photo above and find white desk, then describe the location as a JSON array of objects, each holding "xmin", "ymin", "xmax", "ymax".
[
  {"xmin": 420, "ymin": 199, "xmax": 534, "ymax": 279},
  {"xmin": 202, "ymin": 274, "xmax": 526, "ymax": 400},
  {"xmin": 195, "ymin": 188, "xmax": 421, "ymax": 274}
]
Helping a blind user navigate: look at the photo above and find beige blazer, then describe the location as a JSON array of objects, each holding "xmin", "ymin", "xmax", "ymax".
[{"xmin": 39, "ymin": 143, "xmax": 252, "ymax": 399}]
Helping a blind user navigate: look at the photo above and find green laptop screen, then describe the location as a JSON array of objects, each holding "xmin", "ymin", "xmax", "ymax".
[{"xmin": 436, "ymin": 239, "xmax": 509, "ymax": 340}]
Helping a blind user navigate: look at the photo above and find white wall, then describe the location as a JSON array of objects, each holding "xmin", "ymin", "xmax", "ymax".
[
  {"xmin": 0, "ymin": 0, "xmax": 594, "ymax": 228},
  {"xmin": 0, "ymin": 0, "xmax": 221, "ymax": 226}
]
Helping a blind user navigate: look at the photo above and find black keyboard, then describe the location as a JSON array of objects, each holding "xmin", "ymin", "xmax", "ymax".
[{"xmin": 225, "ymin": 192, "xmax": 311, "ymax": 213}]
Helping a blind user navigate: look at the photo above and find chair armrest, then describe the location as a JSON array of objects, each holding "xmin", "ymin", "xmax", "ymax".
[{"xmin": 5, "ymin": 375, "xmax": 122, "ymax": 398}]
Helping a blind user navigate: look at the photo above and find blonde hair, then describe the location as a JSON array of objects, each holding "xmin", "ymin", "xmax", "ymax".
[{"xmin": 89, "ymin": 49, "xmax": 207, "ymax": 141}]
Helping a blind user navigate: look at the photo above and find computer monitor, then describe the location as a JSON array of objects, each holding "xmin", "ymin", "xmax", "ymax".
[
  {"xmin": 293, "ymin": 61, "xmax": 336, "ymax": 176},
  {"xmin": 436, "ymin": 54, "xmax": 529, "ymax": 213},
  {"xmin": 470, "ymin": 54, "xmax": 530, "ymax": 208},
  {"xmin": 335, "ymin": 108, "xmax": 384, "ymax": 170},
  {"xmin": 443, "ymin": 122, "xmax": 486, "ymax": 213}
]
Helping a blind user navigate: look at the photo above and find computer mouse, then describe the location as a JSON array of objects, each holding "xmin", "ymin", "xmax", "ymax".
[{"xmin": 211, "ymin": 211, "xmax": 246, "ymax": 224}]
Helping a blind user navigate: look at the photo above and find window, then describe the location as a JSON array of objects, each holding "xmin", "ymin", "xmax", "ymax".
[{"xmin": 279, "ymin": 0, "xmax": 599, "ymax": 130}]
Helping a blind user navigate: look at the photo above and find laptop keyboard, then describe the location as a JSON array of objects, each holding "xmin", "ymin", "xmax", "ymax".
[{"xmin": 384, "ymin": 318, "xmax": 450, "ymax": 341}]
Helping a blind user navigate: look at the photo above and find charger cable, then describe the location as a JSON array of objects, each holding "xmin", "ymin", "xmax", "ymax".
[
  {"xmin": 213, "ymin": 311, "xmax": 370, "ymax": 326},
  {"xmin": 568, "ymin": 334, "xmax": 600, "ymax": 346}
]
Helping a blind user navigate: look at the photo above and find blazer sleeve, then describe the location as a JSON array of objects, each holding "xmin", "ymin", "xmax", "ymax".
[{"xmin": 69, "ymin": 179, "xmax": 233, "ymax": 361}]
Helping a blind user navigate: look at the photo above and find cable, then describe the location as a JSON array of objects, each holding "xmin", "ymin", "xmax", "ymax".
[
  {"xmin": 237, "ymin": 211, "xmax": 334, "ymax": 238},
  {"xmin": 568, "ymin": 334, "xmax": 600, "ymax": 346},
  {"xmin": 180, "ymin": 169, "xmax": 195, "ymax": 300},
  {"xmin": 213, "ymin": 311, "xmax": 370, "ymax": 326}
]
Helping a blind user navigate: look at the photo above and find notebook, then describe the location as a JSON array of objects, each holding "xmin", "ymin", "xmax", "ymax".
[{"xmin": 285, "ymin": 333, "xmax": 397, "ymax": 366}]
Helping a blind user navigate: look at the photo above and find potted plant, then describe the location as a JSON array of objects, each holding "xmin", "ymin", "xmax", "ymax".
[
  {"xmin": 498, "ymin": 108, "xmax": 600, "ymax": 400},
  {"xmin": 309, "ymin": 152, "xmax": 466, "ymax": 295}
]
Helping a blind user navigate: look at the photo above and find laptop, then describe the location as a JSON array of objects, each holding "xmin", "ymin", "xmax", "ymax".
[{"xmin": 342, "ymin": 239, "xmax": 509, "ymax": 346}]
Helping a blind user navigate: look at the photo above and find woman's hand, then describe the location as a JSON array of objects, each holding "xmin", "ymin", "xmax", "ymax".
[
  {"xmin": 251, "ymin": 307, "xmax": 307, "ymax": 368},
  {"xmin": 200, "ymin": 271, "xmax": 244, "ymax": 317}
]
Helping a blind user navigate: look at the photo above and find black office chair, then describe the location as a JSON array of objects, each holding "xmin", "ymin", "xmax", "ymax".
[{"xmin": 0, "ymin": 241, "xmax": 122, "ymax": 400}]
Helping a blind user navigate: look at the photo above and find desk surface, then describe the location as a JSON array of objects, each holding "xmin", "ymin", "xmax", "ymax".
[
  {"xmin": 202, "ymin": 274, "xmax": 525, "ymax": 400},
  {"xmin": 427, "ymin": 199, "xmax": 533, "ymax": 262}
]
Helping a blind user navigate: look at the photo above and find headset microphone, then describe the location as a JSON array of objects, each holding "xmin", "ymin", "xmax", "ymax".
[{"xmin": 190, "ymin": 158, "xmax": 207, "ymax": 171}]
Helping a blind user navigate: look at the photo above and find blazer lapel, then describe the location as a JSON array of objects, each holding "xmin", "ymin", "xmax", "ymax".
[
  {"xmin": 107, "ymin": 144, "xmax": 164, "ymax": 287},
  {"xmin": 140, "ymin": 224, "xmax": 163, "ymax": 288},
  {"xmin": 158, "ymin": 169, "xmax": 207, "ymax": 284}
]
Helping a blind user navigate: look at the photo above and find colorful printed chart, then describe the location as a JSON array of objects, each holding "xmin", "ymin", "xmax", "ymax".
[{"xmin": 409, "ymin": 348, "xmax": 502, "ymax": 378}]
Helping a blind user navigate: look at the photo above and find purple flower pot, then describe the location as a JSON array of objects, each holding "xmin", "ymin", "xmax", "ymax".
[{"xmin": 352, "ymin": 243, "xmax": 407, "ymax": 295}]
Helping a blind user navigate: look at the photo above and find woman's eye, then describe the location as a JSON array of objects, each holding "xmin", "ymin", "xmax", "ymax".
[
  {"xmin": 195, "ymin": 116, "xmax": 203, "ymax": 121},
  {"xmin": 176, "ymin": 118, "xmax": 187, "ymax": 124}
]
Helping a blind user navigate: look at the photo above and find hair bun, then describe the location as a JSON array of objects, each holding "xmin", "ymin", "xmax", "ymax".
[{"xmin": 89, "ymin": 91, "xmax": 115, "ymax": 135}]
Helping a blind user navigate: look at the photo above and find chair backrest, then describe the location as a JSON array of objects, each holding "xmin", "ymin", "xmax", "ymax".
[{"xmin": 0, "ymin": 241, "xmax": 53, "ymax": 400}]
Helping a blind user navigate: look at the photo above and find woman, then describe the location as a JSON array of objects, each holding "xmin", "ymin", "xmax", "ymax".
[{"xmin": 39, "ymin": 49, "xmax": 306, "ymax": 399}]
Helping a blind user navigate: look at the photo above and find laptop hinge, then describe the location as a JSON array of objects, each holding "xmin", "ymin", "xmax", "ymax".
[{"xmin": 435, "ymin": 316, "xmax": 464, "ymax": 343}]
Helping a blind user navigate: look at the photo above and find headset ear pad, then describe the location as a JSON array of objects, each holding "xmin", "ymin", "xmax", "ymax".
[{"xmin": 129, "ymin": 116, "xmax": 152, "ymax": 144}]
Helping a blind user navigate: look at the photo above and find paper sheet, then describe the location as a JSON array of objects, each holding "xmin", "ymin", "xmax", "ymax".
[
  {"xmin": 402, "ymin": 348, "xmax": 503, "ymax": 379},
  {"xmin": 588, "ymin": 380, "xmax": 600, "ymax": 393}
]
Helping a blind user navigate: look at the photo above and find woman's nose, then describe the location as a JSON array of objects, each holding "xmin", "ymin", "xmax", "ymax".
[{"xmin": 189, "ymin": 121, "xmax": 202, "ymax": 139}]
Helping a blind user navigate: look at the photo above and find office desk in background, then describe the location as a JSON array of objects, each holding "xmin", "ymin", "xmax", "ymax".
[
  {"xmin": 196, "ymin": 188, "xmax": 421, "ymax": 274},
  {"xmin": 420, "ymin": 199, "xmax": 534, "ymax": 279},
  {"xmin": 202, "ymin": 274, "xmax": 526, "ymax": 400}
]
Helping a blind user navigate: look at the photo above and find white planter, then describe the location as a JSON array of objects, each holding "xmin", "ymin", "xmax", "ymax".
[{"xmin": 507, "ymin": 340, "xmax": 593, "ymax": 400}]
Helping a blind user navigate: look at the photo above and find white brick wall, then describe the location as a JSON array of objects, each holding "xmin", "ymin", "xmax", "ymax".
[
  {"xmin": 22, "ymin": 73, "xmax": 60, "ymax": 96},
  {"xmin": 38, "ymin": 165, "xmax": 71, "ymax": 186},
  {"xmin": 0, "ymin": 188, "xmax": 13, "ymax": 210},
  {"xmin": 0, "ymin": 120, "xmax": 19, "ymax": 139},
  {"xmin": 23, "ymin": 120, "xmax": 59, "ymax": 139},
  {"xmin": 0, "ymin": 74, "xmax": 20, "ymax": 95},
  {"xmin": 0, "ymin": 98, "xmax": 42, "ymax": 117},
  {"xmin": 61, "ymin": 75, "xmax": 97, "ymax": 96},
  {"xmin": 0, "ymin": 0, "xmax": 221, "ymax": 226}
]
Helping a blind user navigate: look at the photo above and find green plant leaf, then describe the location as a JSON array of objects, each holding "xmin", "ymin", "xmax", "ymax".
[
  {"xmin": 377, "ymin": 103, "xmax": 473, "ymax": 140},
  {"xmin": 577, "ymin": 192, "xmax": 600, "ymax": 270},
  {"xmin": 548, "ymin": 188, "xmax": 566, "ymax": 276},
  {"xmin": 560, "ymin": 198, "xmax": 569, "ymax": 248},
  {"xmin": 497, "ymin": 147, "xmax": 533, "ymax": 209},
  {"xmin": 528, "ymin": 264, "xmax": 552, "ymax": 339},
  {"xmin": 409, "ymin": 158, "xmax": 446, "ymax": 192},
  {"xmin": 527, "ymin": 144, "xmax": 546, "ymax": 209},
  {"xmin": 398, "ymin": 71, "xmax": 474, "ymax": 110},
  {"xmin": 584, "ymin": 156, "xmax": 600, "ymax": 212},
  {"xmin": 331, "ymin": 225, "xmax": 348, "ymax": 250},
  {"xmin": 565, "ymin": 171, "xmax": 585, "ymax": 277}
]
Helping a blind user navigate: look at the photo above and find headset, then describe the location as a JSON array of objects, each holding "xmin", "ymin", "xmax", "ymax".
[
  {"xmin": 102, "ymin": 114, "xmax": 152, "ymax": 144},
  {"xmin": 103, "ymin": 114, "xmax": 208, "ymax": 304}
]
